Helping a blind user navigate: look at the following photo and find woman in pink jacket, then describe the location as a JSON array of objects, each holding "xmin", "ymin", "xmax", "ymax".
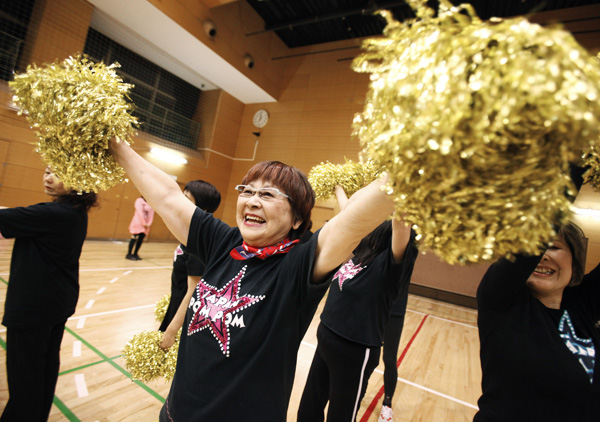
[{"xmin": 126, "ymin": 196, "xmax": 154, "ymax": 260}]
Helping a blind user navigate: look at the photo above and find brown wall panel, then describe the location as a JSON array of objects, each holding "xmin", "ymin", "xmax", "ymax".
[{"xmin": 1, "ymin": 1, "xmax": 598, "ymax": 298}]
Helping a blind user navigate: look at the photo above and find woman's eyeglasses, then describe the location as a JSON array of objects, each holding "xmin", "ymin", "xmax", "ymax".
[{"xmin": 235, "ymin": 185, "xmax": 289, "ymax": 201}]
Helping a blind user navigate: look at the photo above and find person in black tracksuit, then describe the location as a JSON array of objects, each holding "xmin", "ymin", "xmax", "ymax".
[
  {"xmin": 377, "ymin": 276, "xmax": 411, "ymax": 422},
  {"xmin": 0, "ymin": 166, "xmax": 97, "ymax": 422},
  {"xmin": 297, "ymin": 186, "xmax": 418, "ymax": 422},
  {"xmin": 158, "ymin": 180, "xmax": 221, "ymax": 350}
]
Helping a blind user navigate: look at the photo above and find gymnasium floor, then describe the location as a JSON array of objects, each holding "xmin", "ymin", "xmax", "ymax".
[{"xmin": 0, "ymin": 239, "xmax": 481, "ymax": 422}]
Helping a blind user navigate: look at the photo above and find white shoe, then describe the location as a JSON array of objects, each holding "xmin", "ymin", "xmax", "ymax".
[{"xmin": 378, "ymin": 404, "xmax": 393, "ymax": 422}]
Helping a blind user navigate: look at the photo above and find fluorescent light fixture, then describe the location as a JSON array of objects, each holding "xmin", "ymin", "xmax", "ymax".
[
  {"xmin": 573, "ymin": 207, "xmax": 600, "ymax": 219},
  {"xmin": 150, "ymin": 147, "xmax": 188, "ymax": 165}
]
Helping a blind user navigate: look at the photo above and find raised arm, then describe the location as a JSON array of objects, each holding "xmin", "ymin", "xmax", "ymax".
[
  {"xmin": 109, "ymin": 137, "xmax": 195, "ymax": 245},
  {"xmin": 391, "ymin": 214, "xmax": 412, "ymax": 263},
  {"xmin": 312, "ymin": 174, "xmax": 395, "ymax": 283}
]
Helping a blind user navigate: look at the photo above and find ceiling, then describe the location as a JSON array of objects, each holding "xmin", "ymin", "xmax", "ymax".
[{"xmin": 246, "ymin": 0, "xmax": 600, "ymax": 48}]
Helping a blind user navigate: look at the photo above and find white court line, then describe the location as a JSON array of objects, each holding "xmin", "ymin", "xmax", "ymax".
[
  {"xmin": 85, "ymin": 300, "xmax": 95, "ymax": 309},
  {"xmin": 74, "ymin": 374, "xmax": 89, "ymax": 398},
  {"xmin": 73, "ymin": 341, "xmax": 82, "ymax": 357},
  {"xmin": 299, "ymin": 337, "xmax": 479, "ymax": 411},
  {"xmin": 109, "ymin": 277, "xmax": 118, "ymax": 283},
  {"xmin": 76, "ymin": 318, "xmax": 86, "ymax": 329},
  {"xmin": 123, "ymin": 270, "xmax": 132, "ymax": 276},
  {"xmin": 96, "ymin": 287, "xmax": 106, "ymax": 295},
  {"xmin": 68, "ymin": 304, "xmax": 154, "ymax": 321},
  {"xmin": 79, "ymin": 266, "xmax": 171, "ymax": 272},
  {"xmin": 409, "ymin": 294, "xmax": 478, "ymax": 314},
  {"xmin": 373, "ymin": 368, "xmax": 479, "ymax": 410}
]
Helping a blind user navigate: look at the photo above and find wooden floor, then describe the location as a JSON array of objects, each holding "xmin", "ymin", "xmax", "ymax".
[{"xmin": 0, "ymin": 239, "xmax": 481, "ymax": 422}]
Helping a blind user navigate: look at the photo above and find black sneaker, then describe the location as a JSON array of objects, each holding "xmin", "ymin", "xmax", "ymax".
[
  {"xmin": 126, "ymin": 254, "xmax": 136, "ymax": 260},
  {"xmin": 133, "ymin": 255, "xmax": 142, "ymax": 261}
]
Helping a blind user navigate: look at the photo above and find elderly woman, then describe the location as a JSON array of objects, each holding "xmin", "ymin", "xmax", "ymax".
[
  {"xmin": 0, "ymin": 167, "xmax": 97, "ymax": 421},
  {"xmin": 475, "ymin": 220, "xmax": 600, "ymax": 422},
  {"xmin": 109, "ymin": 138, "xmax": 395, "ymax": 421}
]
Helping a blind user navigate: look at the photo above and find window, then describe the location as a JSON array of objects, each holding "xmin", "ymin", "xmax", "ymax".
[
  {"xmin": 84, "ymin": 28, "xmax": 202, "ymax": 149},
  {"xmin": 0, "ymin": 0, "xmax": 35, "ymax": 81}
]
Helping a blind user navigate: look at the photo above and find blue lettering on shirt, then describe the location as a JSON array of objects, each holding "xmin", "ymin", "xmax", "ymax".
[{"xmin": 558, "ymin": 309, "xmax": 595, "ymax": 383}]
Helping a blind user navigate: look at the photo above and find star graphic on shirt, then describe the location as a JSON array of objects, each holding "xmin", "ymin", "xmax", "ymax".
[
  {"xmin": 188, "ymin": 266, "xmax": 265, "ymax": 356},
  {"xmin": 333, "ymin": 259, "xmax": 364, "ymax": 291},
  {"xmin": 173, "ymin": 244, "xmax": 184, "ymax": 262},
  {"xmin": 558, "ymin": 309, "xmax": 596, "ymax": 383}
]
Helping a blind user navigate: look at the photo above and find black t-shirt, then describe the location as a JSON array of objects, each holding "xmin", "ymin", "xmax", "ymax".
[
  {"xmin": 160, "ymin": 208, "xmax": 331, "ymax": 422},
  {"xmin": 0, "ymin": 202, "xmax": 88, "ymax": 328},
  {"xmin": 158, "ymin": 243, "xmax": 205, "ymax": 331},
  {"xmin": 320, "ymin": 234, "xmax": 418, "ymax": 347},
  {"xmin": 476, "ymin": 255, "xmax": 600, "ymax": 422}
]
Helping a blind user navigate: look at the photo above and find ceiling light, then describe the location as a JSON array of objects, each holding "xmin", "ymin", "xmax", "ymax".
[
  {"xmin": 573, "ymin": 207, "xmax": 600, "ymax": 219},
  {"xmin": 150, "ymin": 147, "xmax": 188, "ymax": 165}
]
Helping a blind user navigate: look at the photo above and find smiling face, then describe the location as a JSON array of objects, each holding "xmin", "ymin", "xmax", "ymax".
[
  {"xmin": 526, "ymin": 238, "xmax": 573, "ymax": 304},
  {"xmin": 235, "ymin": 179, "xmax": 301, "ymax": 247},
  {"xmin": 43, "ymin": 167, "xmax": 68, "ymax": 197}
]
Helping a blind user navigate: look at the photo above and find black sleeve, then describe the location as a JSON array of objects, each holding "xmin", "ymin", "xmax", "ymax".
[
  {"xmin": 577, "ymin": 261, "xmax": 600, "ymax": 321},
  {"xmin": 0, "ymin": 203, "xmax": 70, "ymax": 239},
  {"xmin": 477, "ymin": 254, "xmax": 542, "ymax": 311},
  {"xmin": 477, "ymin": 162, "xmax": 587, "ymax": 312}
]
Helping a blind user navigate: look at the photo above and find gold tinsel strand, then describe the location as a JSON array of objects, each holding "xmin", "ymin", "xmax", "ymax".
[
  {"xmin": 122, "ymin": 330, "xmax": 180, "ymax": 383},
  {"xmin": 154, "ymin": 294, "xmax": 171, "ymax": 322},
  {"xmin": 582, "ymin": 52, "xmax": 600, "ymax": 189},
  {"xmin": 308, "ymin": 159, "xmax": 382, "ymax": 199},
  {"xmin": 352, "ymin": 2, "xmax": 600, "ymax": 265},
  {"xmin": 8, "ymin": 55, "xmax": 138, "ymax": 192}
]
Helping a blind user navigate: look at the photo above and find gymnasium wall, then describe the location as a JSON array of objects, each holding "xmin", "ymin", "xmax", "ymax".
[{"xmin": 0, "ymin": 0, "xmax": 599, "ymax": 304}]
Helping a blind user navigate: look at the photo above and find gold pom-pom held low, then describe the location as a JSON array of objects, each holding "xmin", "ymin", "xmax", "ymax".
[
  {"xmin": 9, "ymin": 55, "xmax": 138, "ymax": 192},
  {"xmin": 122, "ymin": 330, "xmax": 180, "ymax": 383},
  {"xmin": 308, "ymin": 159, "xmax": 382, "ymax": 199},
  {"xmin": 352, "ymin": 2, "xmax": 600, "ymax": 264},
  {"xmin": 154, "ymin": 294, "xmax": 171, "ymax": 322}
]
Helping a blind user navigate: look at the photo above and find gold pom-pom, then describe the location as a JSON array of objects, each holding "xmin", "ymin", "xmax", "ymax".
[
  {"xmin": 582, "ymin": 53, "xmax": 600, "ymax": 189},
  {"xmin": 308, "ymin": 159, "xmax": 382, "ymax": 199},
  {"xmin": 8, "ymin": 54, "xmax": 138, "ymax": 192},
  {"xmin": 121, "ymin": 331, "xmax": 175, "ymax": 383},
  {"xmin": 161, "ymin": 333, "xmax": 180, "ymax": 382},
  {"xmin": 352, "ymin": 2, "xmax": 600, "ymax": 264},
  {"xmin": 154, "ymin": 294, "xmax": 171, "ymax": 322}
]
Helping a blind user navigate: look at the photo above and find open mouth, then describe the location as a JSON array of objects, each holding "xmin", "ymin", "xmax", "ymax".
[
  {"xmin": 533, "ymin": 266, "xmax": 555, "ymax": 276},
  {"xmin": 245, "ymin": 215, "xmax": 265, "ymax": 224}
]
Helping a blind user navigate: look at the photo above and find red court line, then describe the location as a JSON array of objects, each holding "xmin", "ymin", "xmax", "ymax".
[{"xmin": 359, "ymin": 314, "xmax": 429, "ymax": 422}]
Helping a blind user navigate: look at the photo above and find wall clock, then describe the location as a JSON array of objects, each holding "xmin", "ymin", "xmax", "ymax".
[{"xmin": 252, "ymin": 109, "xmax": 269, "ymax": 128}]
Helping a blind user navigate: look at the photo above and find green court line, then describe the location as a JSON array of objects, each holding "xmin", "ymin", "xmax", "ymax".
[
  {"xmin": 53, "ymin": 396, "xmax": 81, "ymax": 422},
  {"xmin": 65, "ymin": 326, "xmax": 166, "ymax": 403},
  {"xmin": 0, "ymin": 272, "xmax": 166, "ymax": 416},
  {"xmin": 59, "ymin": 355, "xmax": 121, "ymax": 376}
]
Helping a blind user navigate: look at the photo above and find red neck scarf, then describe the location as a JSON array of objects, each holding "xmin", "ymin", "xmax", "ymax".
[{"xmin": 230, "ymin": 238, "xmax": 299, "ymax": 260}]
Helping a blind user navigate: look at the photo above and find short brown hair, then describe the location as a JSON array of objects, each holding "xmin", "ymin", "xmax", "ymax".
[
  {"xmin": 558, "ymin": 222, "xmax": 587, "ymax": 286},
  {"xmin": 241, "ymin": 161, "xmax": 315, "ymax": 240}
]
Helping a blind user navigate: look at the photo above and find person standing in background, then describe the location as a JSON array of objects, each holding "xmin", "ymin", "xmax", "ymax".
[
  {"xmin": 378, "ymin": 284, "xmax": 411, "ymax": 422},
  {"xmin": 126, "ymin": 196, "xmax": 154, "ymax": 260},
  {"xmin": 0, "ymin": 166, "xmax": 97, "ymax": 422},
  {"xmin": 159, "ymin": 180, "xmax": 221, "ymax": 349},
  {"xmin": 297, "ymin": 185, "xmax": 417, "ymax": 422}
]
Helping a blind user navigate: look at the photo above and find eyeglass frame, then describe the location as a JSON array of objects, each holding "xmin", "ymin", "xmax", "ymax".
[{"xmin": 234, "ymin": 184, "xmax": 290, "ymax": 201}]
